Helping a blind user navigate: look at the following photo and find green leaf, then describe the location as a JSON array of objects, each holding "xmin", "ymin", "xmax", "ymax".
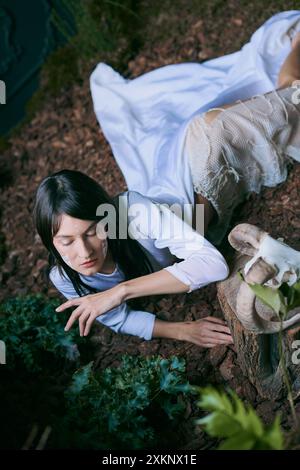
[
  {"xmin": 248, "ymin": 283, "xmax": 287, "ymax": 316},
  {"xmin": 285, "ymin": 284, "xmax": 300, "ymax": 312},
  {"xmin": 219, "ymin": 433, "xmax": 256, "ymax": 450},
  {"xmin": 195, "ymin": 387, "xmax": 284, "ymax": 450},
  {"xmin": 68, "ymin": 361, "xmax": 94, "ymax": 395},
  {"xmin": 263, "ymin": 414, "xmax": 284, "ymax": 450},
  {"xmin": 292, "ymin": 280, "xmax": 300, "ymax": 293},
  {"xmin": 196, "ymin": 411, "xmax": 241, "ymax": 437},
  {"xmin": 196, "ymin": 386, "xmax": 233, "ymax": 413}
]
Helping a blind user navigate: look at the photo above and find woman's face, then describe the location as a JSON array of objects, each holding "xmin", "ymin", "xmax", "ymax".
[{"xmin": 53, "ymin": 214, "xmax": 108, "ymax": 275}]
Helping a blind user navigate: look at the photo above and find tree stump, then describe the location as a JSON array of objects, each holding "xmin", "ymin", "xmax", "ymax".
[{"xmin": 217, "ymin": 252, "xmax": 300, "ymax": 400}]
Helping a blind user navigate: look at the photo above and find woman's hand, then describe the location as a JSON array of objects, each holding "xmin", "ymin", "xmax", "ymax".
[
  {"xmin": 179, "ymin": 316, "xmax": 233, "ymax": 348},
  {"xmin": 55, "ymin": 285, "xmax": 124, "ymax": 336},
  {"xmin": 152, "ymin": 316, "xmax": 234, "ymax": 348}
]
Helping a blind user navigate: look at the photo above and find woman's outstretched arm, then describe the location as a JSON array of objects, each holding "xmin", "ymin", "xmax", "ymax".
[
  {"xmin": 50, "ymin": 265, "xmax": 233, "ymax": 347},
  {"xmin": 118, "ymin": 194, "xmax": 229, "ymax": 303}
]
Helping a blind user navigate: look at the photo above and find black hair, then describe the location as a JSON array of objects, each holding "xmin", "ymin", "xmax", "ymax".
[{"xmin": 32, "ymin": 169, "xmax": 154, "ymax": 307}]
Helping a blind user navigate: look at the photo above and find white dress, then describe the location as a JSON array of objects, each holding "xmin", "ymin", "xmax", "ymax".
[{"xmin": 90, "ymin": 10, "xmax": 300, "ymax": 244}]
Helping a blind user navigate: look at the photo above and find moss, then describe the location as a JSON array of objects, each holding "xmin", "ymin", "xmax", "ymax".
[
  {"xmin": 41, "ymin": 44, "xmax": 81, "ymax": 96},
  {"xmin": 26, "ymin": 0, "xmax": 142, "ymax": 119},
  {"xmin": 25, "ymin": 44, "xmax": 80, "ymax": 119}
]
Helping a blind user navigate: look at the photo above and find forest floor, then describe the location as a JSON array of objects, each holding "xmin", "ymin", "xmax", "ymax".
[{"xmin": 1, "ymin": 0, "xmax": 300, "ymax": 449}]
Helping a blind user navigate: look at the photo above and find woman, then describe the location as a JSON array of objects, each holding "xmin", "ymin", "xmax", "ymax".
[
  {"xmin": 33, "ymin": 13, "xmax": 299, "ymax": 348},
  {"xmin": 33, "ymin": 169, "xmax": 232, "ymax": 348}
]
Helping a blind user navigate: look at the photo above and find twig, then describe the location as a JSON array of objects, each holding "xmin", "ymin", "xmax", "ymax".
[{"xmin": 21, "ymin": 424, "xmax": 52, "ymax": 450}]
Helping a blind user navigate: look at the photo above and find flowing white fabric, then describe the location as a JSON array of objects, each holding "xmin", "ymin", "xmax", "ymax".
[{"xmin": 90, "ymin": 10, "xmax": 300, "ymax": 221}]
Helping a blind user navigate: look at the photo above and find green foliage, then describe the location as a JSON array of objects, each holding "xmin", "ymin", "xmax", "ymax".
[
  {"xmin": 34, "ymin": 45, "xmax": 80, "ymax": 98},
  {"xmin": 27, "ymin": 0, "xmax": 143, "ymax": 117},
  {"xmin": 51, "ymin": 0, "xmax": 138, "ymax": 60},
  {"xmin": 195, "ymin": 386, "xmax": 284, "ymax": 450},
  {"xmin": 0, "ymin": 293, "xmax": 85, "ymax": 373},
  {"xmin": 55, "ymin": 355, "xmax": 196, "ymax": 449},
  {"xmin": 42, "ymin": 0, "xmax": 140, "ymax": 94},
  {"xmin": 238, "ymin": 272, "xmax": 300, "ymax": 318}
]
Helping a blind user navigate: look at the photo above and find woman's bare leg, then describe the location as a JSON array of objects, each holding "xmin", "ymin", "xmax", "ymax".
[{"xmin": 277, "ymin": 32, "xmax": 300, "ymax": 88}]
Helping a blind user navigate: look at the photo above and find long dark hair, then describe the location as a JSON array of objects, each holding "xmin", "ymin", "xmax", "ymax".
[{"xmin": 32, "ymin": 169, "xmax": 154, "ymax": 307}]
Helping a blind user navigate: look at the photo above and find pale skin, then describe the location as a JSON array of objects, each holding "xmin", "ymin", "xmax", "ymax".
[{"xmin": 53, "ymin": 34, "xmax": 300, "ymax": 346}]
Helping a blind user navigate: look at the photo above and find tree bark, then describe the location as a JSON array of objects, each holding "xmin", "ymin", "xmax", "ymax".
[{"xmin": 217, "ymin": 252, "xmax": 300, "ymax": 400}]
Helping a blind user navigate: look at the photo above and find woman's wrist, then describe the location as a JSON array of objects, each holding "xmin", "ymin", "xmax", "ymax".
[
  {"xmin": 152, "ymin": 318, "xmax": 186, "ymax": 341},
  {"xmin": 113, "ymin": 283, "xmax": 127, "ymax": 305}
]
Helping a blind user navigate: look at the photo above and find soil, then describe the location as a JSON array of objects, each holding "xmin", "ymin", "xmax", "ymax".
[{"xmin": 1, "ymin": 0, "xmax": 300, "ymax": 450}]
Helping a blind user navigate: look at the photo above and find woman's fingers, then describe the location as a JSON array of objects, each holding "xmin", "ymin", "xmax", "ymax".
[
  {"xmin": 64, "ymin": 306, "xmax": 85, "ymax": 331},
  {"xmin": 189, "ymin": 337, "xmax": 231, "ymax": 347},
  {"xmin": 204, "ymin": 316, "xmax": 228, "ymax": 325},
  {"xmin": 64, "ymin": 308, "xmax": 93, "ymax": 336},
  {"xmin": 83, "ymin": 315, "xmax": 95, "ymax": 337},
  {"xmin": 204, "ymin": 333, "xmax": 234, "ymax": 344},
  {"xmin": 55, "ymin": 297, "xmax": 81, "ymax": 312},
  {"xmin": 188, "ymin": 318, "xmax": 234, "ymax": 346},
  {"xmin": 79, "ymin": 312, "xmax": 91, "ymax": 336},
  {"xmin": 205, "ymin": 323, "xmax": 231, "ymax": 335},
  {"xmin": 198, "ymin": 333, "xmax": 233, "ymax": 344},
  {"xmin": 200, "ymin": 317, "xmax": 232, "ymax": 335}
]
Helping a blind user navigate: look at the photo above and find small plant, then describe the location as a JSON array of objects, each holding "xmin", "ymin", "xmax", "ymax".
[
  {"xmin": 194, "ymin": 386, "xmax": 284, "ymax": 450},
  {"xmin": 245, "ymin": 277, "xmax": 300, "ymax": 318},
  {"xmin": 238, "ymin": 272, "xmax": 300, "ymax": 425},
  {"xmin": 0, "ymin": 293, "xmax": 86, "ymax": 373},
  {"xmin": 54, "ymin": 355, "xmax": 196, "ymax": 449}
]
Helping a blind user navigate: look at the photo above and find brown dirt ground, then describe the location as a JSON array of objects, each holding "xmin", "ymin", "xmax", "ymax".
[{"xmin": 1, "ymin": 0, "xmax": 300, "ymax": 449}]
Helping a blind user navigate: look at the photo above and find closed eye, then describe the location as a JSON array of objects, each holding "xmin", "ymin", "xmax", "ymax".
[
  {"xmin": 61, "ymin": 231, "xmax": 97, "ymax": 246},
  {"xmin": 61, "ymin": 241, "xmax": 73, "ymax": 246}
]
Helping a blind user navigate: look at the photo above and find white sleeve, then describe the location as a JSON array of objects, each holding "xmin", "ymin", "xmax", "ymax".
[
  {"xmin": 49, "ymin": 268, "xmax": 156, "ymax": 340},
  {"xmin": 128, "ymin": 193, "xmax": 230, "ymax": 293}
]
